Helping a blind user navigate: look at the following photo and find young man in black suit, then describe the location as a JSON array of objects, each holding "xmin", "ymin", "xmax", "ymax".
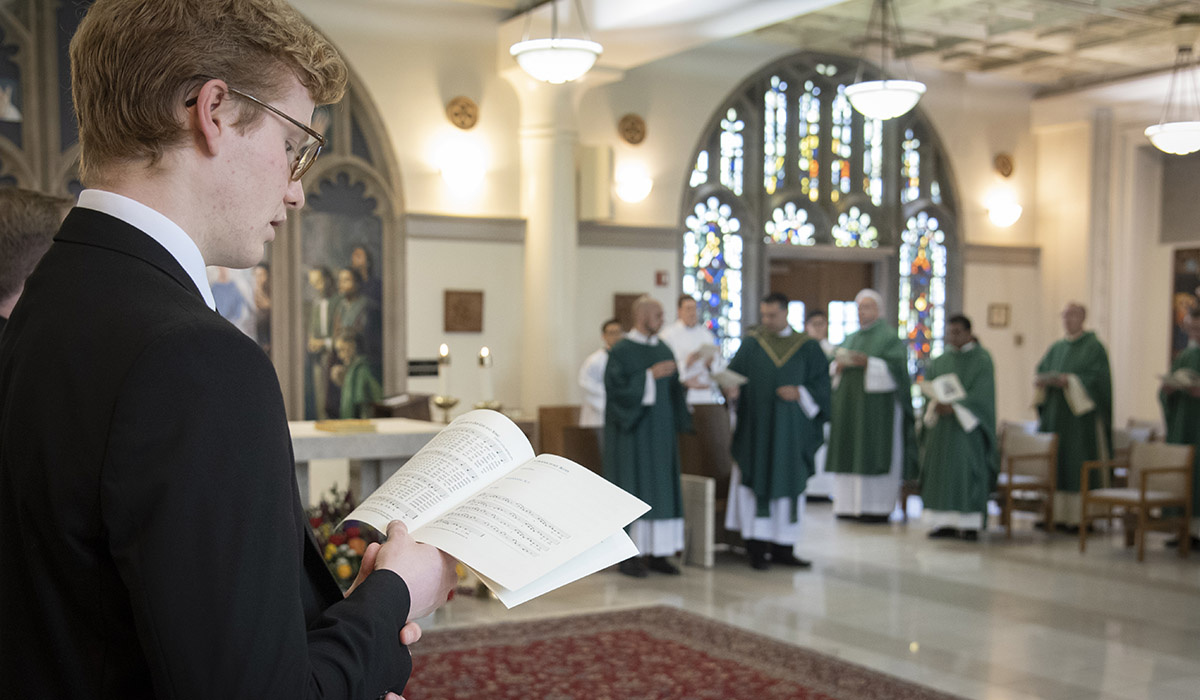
[{"xmin": 0, "ymin": 1, "xmax": 457, "ymax": 698}]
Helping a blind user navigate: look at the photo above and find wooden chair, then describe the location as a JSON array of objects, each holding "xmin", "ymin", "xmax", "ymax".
[
  {"xmin": 677, "ymin": 404, "xmax": 734, "ymax": 543},
  {"xmin": 1079, "ymin": 442, "xmax": 1194, "ymax": 561},
  {"xmin": 1110, "ymin": 425, "xmax": 1154, "ymax": 488},
  {"xmin": 536, "ymin": 405, "xmax": 580, "ymax": 456},
  {"xmin": 995, "ymin": 429, "xmax": 1058, "ymax": 538},
  {"xmin": 1125, "ymin": 418, "xmax": 1163, "ymax": 442}
]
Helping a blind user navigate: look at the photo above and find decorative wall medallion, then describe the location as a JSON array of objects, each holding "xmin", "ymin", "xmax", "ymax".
[
  {"xmin": 618, "ymin": 114, "xmax": 646, "ymax": 145},
  {"xmin": 446, "ymin": 96, "xmax": 479, "ymax": 130}
]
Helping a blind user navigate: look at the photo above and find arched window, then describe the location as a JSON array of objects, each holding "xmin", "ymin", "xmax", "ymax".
[{"xmin": 681, "ymin": 52, "xmax": 959, "ymax": 402}]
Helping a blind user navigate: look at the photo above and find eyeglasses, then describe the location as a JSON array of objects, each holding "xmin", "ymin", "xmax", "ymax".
[{"xmin": 185, "ymin": 80, "xmax": 325, "ymax": 181}]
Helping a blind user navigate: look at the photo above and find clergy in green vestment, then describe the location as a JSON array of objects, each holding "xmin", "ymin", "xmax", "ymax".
[
  {"xmin": 333, "ymin": 332, "xmax": 381, "ymax": 419},
  {"xmin": 827, "ymin": 289, "xmax": 918, "ymax": 522},
  {"xmin": 1035, "ymin": 302, "xmax": 1112, "ymax": 529},
  {"xmin": 919, "ymin": 315, "xmax": 997, "ymax": 541},
  {"xmin": 604, "ymin": 296, "xmax": 692, "ymax": 578},
  {"xmin": 723, "ymin": 293, "xmax": 831, "ymax": 570},
  {"xmin": 1159, "ymin": 306, "xmax": 1200, "ymax": 547}
]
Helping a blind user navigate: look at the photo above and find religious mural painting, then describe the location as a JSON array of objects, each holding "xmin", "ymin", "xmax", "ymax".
[
  {"xmin": 1171, "ymin": 248, "xmax": 1200, "ymax": 361},
  {"xmin": 682, "ymin": 52, "xmax": 958, "ymax": 411}
]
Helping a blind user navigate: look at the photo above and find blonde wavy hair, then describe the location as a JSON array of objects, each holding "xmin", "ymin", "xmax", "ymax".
[{"xmin": 70, "ymin": 0, "xmax": 347, "ymax": 183}]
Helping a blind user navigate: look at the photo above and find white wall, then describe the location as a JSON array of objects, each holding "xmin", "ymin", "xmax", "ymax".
[{"xmin": 962, "ymin": 259, "xmax": 1042, "ymax": 425}]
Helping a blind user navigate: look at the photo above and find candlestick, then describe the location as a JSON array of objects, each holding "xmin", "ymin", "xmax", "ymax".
[
  {"xmin": 437, "ymin": 343, "xmax": 450, "ymax": 398},
  {"xmin": 478, "ymin": 346, "xmax": 494, "ymax": 401}
]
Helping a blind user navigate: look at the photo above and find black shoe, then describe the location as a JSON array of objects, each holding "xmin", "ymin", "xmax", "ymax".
[
  {"xmin": 836, "ymin": 514, "xmax": 858, "ymax": 521},
  {"xmin": 1033, "ymin": 521, "xmax": 1048, "ymax": 531},
  {"xmin": 961, "ymin": 529, "xmax": 979, "ymax": 542},
  {"xmin": 1164, "ymin": 535, "xmax": 1200, "ymax": 549},
  {"xmin": 928, "ymin": 527, "xmax": 960, "ymax": 539},
  {"xmin": 618, "ymin": 557, "xmax": 649, "ymax": 578},
  {"xmin": 858, "ymin": 514, "xmax": 891, "ymax": 524},
  {"xmin": 645, "ymin": 556, "xmax": 681, "ymax": 575},
  {"xmin": 746, "ymin": 539, "xmax": 770, "ymax": 570},
  {"xmin": 770, "ymin": 543, "xmax": 811, "ymax": 568}
]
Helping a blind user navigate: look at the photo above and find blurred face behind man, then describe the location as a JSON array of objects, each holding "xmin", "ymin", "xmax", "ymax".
[
  {"xmin": 1062, "ymin": 303, "xmax": 1086, "ymax": 337},
  {"xmin": 760, "ymin": 300, "xmax": 788, "ymax": 335},
  {"xmin": 857, "ymin": 297, "xmax": 880, "ymax": 327},
  {"xmin": 947, "ymin": 321, "xmax": 971, "ymax": 349},
  {"xmin": 635, "ymin": 299, "xmax": 664, "ymax": 336},
  {"xmin": 678, "ymin": 298, "xmax": 698, "ymax": 327},
  {"xmin": 804, "ymin": 314, "xmax": 828, "ymax": 341},
  {"xmin": 602, "ymin": 322, "xmax": 624, "ymax": 349}
]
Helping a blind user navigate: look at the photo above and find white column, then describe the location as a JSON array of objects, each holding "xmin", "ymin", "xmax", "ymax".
[{"xmin": 507, "ymin": 75, "xmax": 582, "ymax": 411}]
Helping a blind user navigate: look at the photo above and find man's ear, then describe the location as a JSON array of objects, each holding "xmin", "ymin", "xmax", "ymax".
[{"xmin": 190, "ymin": 79, "xmax": 233, "ymax": 156}]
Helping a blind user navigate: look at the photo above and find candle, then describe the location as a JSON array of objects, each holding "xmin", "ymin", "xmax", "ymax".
[
  {"xmin": 438, "ymin": 343, "xmax": 450, "ymax": 397},
  {"xmin": 478, "ymin": 346, "xmax": 494, "ymax": 403}
]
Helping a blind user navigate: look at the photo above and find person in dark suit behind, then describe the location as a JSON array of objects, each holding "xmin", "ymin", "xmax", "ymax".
[
  {"xmin": 0, "ymin": 187, "xmax": 71, "ymax": 338},
  {"xmin": 0, "ymin": 1, "xmax": 457, "ymax": 698}
]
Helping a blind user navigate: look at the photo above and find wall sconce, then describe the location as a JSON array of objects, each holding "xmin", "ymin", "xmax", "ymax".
[
  {"xmin": 615, "ymin": 163, "xmax": 653, "ymax": 203},
  {"xmin": 986, "ymin": 192, "xmax": 1023, "ymax": 227},
  {"xmin": 436, "ymin": 136, "xmax": 486, "ymax": 190}
]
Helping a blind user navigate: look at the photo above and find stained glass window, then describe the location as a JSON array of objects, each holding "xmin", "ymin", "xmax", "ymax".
[
  {"xmin": 902, "ymin": 128, "xmax": 921, "ymax": 203},
  {"xmin": 898, "ymin": 211, "xmax": 948, "ymax": 407},
  {"xmin": 720, "ymin": 108, "xmax": 745, "ymax": 196},
  {"xmin": 764, "ymin": 201, "xmax": 816, "ymax": 246},
  {"xmin": 827, "ymin": 301, "xmax": 859, "ymax": 345},
  {"xmin": 764, "ymin": 76, "xmax": 787, "ymax": 195},
  {"xmin": 798, "ymin": 80, "xmax": 820, "ymax": 202},
  {"xmin": 830, "ymin": 84, "xmax": 852, "ymax": 202},
  {"xmin": 683, "ymin": 196, "xmax": 743, "ymax": 356},
  {"xmin": 863, "ymin": 116, "xmax": 884, "ymax": 205},
  {"xmin": 832, "ymin": 206, "xmax": 878, "ymax": 248},
  {"xmin": 690, "ymin": 150, "xmax": 708, "ymax": 188}
]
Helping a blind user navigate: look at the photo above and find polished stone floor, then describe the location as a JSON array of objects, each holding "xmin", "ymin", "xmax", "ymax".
[{"xmin": 420, "ymin": 501, "xmax": 1200, "ymax": 700}]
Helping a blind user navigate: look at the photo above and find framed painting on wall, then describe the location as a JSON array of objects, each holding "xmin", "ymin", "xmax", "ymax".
[{"xmin": 1171, "ymin": 248, "xmax": 1200, "ymax": 362}]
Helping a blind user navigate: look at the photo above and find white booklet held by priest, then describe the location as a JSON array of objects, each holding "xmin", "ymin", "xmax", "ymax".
[
  {"xmin": 919, "ymin": 373, "xmax": 967, "ymax": 404},
  {"xmin": 343, "ymin": 410, "xmax": 649, "ymax": 608}
]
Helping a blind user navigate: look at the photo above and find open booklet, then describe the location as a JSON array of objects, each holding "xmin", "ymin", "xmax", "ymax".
[
  {"xmin": 919, "ymin": 373, "xmax": 967, "ymax": 404},
  {"xmin": 342, "ymin": 410, "xmax": 649, "ymax": 608}
]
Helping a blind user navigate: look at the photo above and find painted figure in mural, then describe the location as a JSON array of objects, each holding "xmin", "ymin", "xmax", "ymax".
[
  {"xmin": 722, "ymin": 292, "xmax": 830, "ymax": 570},
  {"xmin": 306, "ymin": 266, "xmax": 341, "ymax": 420},
  {"xmin": 1160, "ymin": 306, "xmax": 1200, "ymax": 549},
  {"xmin": 604, "ymin": 296, "xmax": 692, "ymax": 578},
  {"xmin": 918, "ymin": 315, "xmax": 997, "ymax": 542},
  {"xmin": 1034, "ymin": 302, "xmax": 1112, "ymax": 531},
  {"xmin": 0, "ymin": 188, "xmax": 70, "ymax": 339},
  {"xmin": 333, "ymin": 331, "xmax": 382, "ymax": 419},
  {"xmin": 0, "ymin": 0, "xmax": 456, "ymax": 696},
  {"xmin": 253, "ymin": 262, "xmax": 271, "ymax": 353},
  {"xmin": 826, "ymin": 289, "xmax": 918, "ymax": 523},
  {"xmin": 350, "ymin": 244, "xmax": 384, "ymax": 378}
]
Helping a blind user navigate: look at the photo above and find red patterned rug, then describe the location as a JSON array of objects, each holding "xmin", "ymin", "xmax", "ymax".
[{"xmin": 404, "ymin": 605, "xmax": 964, "ymax": 700}]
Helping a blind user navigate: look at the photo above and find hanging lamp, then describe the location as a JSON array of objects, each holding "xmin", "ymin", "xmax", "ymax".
[
  {"xmin": 845, "ymin": 0, "xmax": 926, "ymax": 121},
  {"xmin": 1146, "ymin": 15, "xmax": 1200, "ymax": 156},
  {"xmin": 509, "ymin": 0, "xmax": 602, "ymax": 84}
]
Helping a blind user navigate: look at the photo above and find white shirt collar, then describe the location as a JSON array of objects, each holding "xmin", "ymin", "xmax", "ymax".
[
  {"xmin": 76, "ymin": 189, "xmax": 216, "ymax": 310},
  {"xmin": 627, "ymin": 329, "xmax": 659, "ymax": 346}
]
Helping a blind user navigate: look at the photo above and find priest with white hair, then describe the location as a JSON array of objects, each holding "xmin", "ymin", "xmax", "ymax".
[{"xmin": 826, "ymin": 289, "xmax": 918, "ymax": 523}]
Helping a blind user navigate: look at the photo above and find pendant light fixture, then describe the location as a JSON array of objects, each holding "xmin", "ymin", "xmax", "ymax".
[
  {"xmin": 845, "ymin": 0, "xmax": 926, "ymax": 121},
  {"xmin": 1146, "ymin": 15, "xmax": 1200, "ymax": 156},
  {"xmin": 509, "ymin": 0, "xmax": 603, "ymax": 85}
]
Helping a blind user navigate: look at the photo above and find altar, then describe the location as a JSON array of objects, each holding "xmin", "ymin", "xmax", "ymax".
[{"xmin": 290, "ymin": 418, "xmax": 443, "ymax": 506}]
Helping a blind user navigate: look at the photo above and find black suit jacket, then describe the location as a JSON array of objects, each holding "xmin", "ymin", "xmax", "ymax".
[{"xmin": 0, "ymin": 208, "xmax": 412, "ymax": 698}]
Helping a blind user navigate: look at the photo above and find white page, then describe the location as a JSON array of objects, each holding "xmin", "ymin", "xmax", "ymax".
[
  {"xmin": 474, "ymin": 531, "xmax": 639, "ymax": 608},
  {"xmin": 343, "ymin": 410, "xmax": 534, "ymax": 534},
  {"xmin": 411, "ymin": 454, "xmax": 650, "ymax": 591}
]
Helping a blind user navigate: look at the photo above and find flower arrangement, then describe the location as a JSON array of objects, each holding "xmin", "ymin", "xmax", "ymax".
[{"xmin": 306, "ymin": 483, "xmax": 382, "ymax": 590}]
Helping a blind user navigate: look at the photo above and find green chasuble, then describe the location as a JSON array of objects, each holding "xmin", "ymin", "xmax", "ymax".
[
  {"xmin": 1160, "ymin": 344, "xmax": 1200, "ymax": 514},
  {"xmin": 728, "ymin": 328, "xmax": 831, "ymax": 517},
  {"xmin": 919, "ymin": 343, "xmax": 998, "ymax": 515},
  {"xmin": 603, "ymin": 337, "xmax": 693, "ymax": 520},
  {"xmin": 1036, "ymin": 331, "xmax": 1112, "ymax": 493},
  {"xmin": 339, "ymin": 356, "xmax": 382, "ymax": 419},
  {"xmin": 826, "ymin": 320, "xmax": 918, "ymax": 479}
]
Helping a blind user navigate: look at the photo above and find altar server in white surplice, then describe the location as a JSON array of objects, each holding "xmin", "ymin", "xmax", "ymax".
[
  {"xmin": 579, "ymin": 318, "xmax": 625, "ymax": 428},
  {"xmin": 659, "ymin": 295, "xmax": 726, "ymax": 406}
]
